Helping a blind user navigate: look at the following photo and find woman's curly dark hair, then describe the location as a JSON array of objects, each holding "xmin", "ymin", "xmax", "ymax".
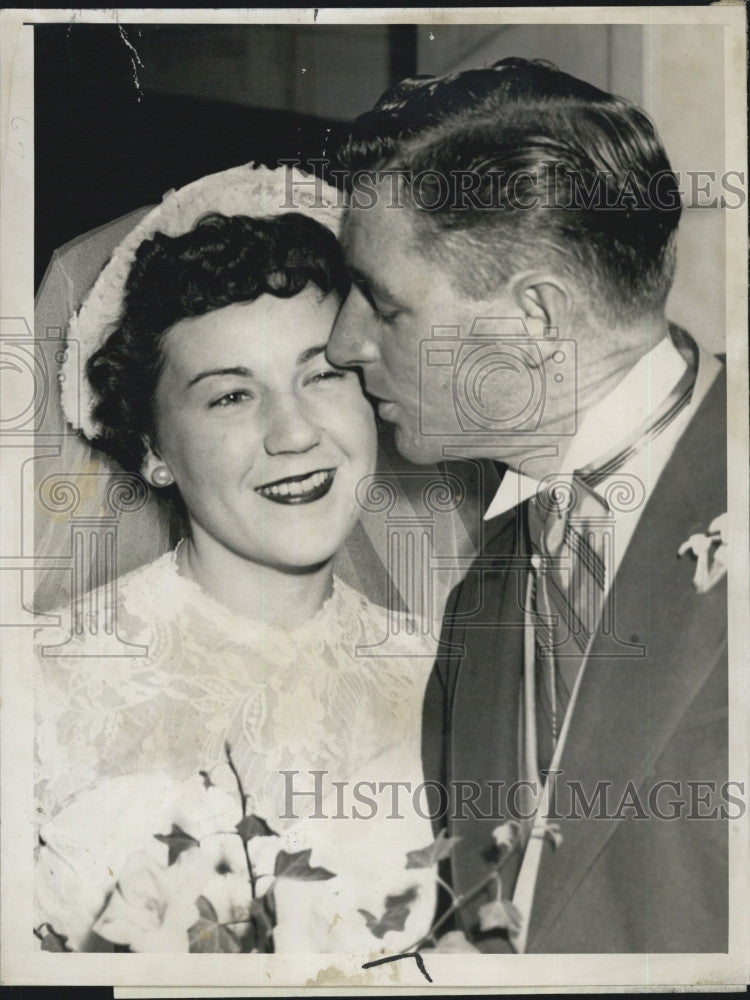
[{"xmin": 86, "ymin": 211, "xmax": 350, "ymax": 472}]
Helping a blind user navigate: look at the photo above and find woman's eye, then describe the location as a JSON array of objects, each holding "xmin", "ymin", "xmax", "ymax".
[
  {"xmin": 210, "ymin": 390, "xmax": 253, "ymax": 408},
  {"xmin": 307, "ymin": 369, "xmax": 347, "ymax": 386}
]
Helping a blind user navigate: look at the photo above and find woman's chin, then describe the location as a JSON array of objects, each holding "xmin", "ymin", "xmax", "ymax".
[
  {"xmin": 248, "ymin": 499, "xmax": 359, "ymax": 564},
  {"xmin": 261, "ymin": 544, "xmax": 336, "ymax": 571},
  {"xmin": 230, "ymin": 537, "xmax": 345, "ymax": 576},
  {"xmin": 185, "ymin": 492, "xmax": 361, "ymax": 576}
]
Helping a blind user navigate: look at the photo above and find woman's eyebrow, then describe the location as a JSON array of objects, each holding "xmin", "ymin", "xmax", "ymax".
[
  {"xmin": 188, "ymin": 366, "xmax": 254, "ymax": 387},
  {"xmin": 297, "ymin": 345, "xmax": 328, "ymax": 365},
  {"xmin": 187, "ymin": 348, "xmax": 330, "ymax": 386}
]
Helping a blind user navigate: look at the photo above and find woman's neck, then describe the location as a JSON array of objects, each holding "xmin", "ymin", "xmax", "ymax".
[{"xmin": 176, "ymin": 530, "xmax": 335, "ymax": 630}]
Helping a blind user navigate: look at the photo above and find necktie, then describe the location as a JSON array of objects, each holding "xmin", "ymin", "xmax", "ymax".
[{"xmin": 528, "ymin": 482, "xmax": 609, "ymax": 770}]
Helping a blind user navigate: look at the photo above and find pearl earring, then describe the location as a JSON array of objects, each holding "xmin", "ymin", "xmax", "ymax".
[{"xmin": 151, "ymin": 466, "xmax": 172, "ymax": 487}]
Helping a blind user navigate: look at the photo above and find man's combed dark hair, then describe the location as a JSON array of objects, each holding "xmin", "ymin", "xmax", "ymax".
[
  {"xmin": 338, "ymin": 57, "xmax": 682, "ymax": 321},
  {"xmin": 87, "ymin": 211, "xmax": 349, "ymax": 472}
]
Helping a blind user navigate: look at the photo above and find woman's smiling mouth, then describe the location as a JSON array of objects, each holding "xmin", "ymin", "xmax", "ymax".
[{"xmin": 255, "ymin": 468, "xmax": 335, "ymax": 504}]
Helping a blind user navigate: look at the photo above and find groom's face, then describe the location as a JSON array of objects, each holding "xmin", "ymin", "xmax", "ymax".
[{"xmin": 329, "ymin": 181, "xmax": 521, "ymax": 465}]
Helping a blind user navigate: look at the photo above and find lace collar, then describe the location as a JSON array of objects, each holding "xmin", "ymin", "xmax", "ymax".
[{"xmin": 131, "ymin": 546, "xmax": 366, "ymax": 652}]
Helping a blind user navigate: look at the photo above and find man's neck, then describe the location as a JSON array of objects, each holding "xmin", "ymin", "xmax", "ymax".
[{"xmin": 499, "ymin": 315, "xmax": 670, "ymax": 482}]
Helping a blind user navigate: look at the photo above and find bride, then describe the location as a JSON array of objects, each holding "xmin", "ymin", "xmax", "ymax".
[{"xmin": 34, "ymin": 164, "xmax": 438, "ymax": 955}]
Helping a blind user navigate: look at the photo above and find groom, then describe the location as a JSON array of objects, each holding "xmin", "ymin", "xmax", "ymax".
[{"xmin": 327, "ymin": 58, "xmax": 729, "ymax": 952}]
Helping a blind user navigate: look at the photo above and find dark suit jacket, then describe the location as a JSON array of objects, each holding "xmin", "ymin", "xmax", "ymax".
[{"xmin": 422, "ymin": 366, "xmax": 728, "ymax": 953}]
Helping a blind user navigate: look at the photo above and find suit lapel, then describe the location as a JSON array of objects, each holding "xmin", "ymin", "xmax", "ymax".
[
  {"xmin": 447, "ymin": 509, "xmax": 529, "ymax": 933},
  {"xmin": 527, "ymin": 370, "xmax": 727, "ymax": 949}
]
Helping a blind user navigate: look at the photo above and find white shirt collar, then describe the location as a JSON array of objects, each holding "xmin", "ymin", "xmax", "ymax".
[{"xmin": 484, "ymin": 334, "xmax": 689, "ymax": 521}]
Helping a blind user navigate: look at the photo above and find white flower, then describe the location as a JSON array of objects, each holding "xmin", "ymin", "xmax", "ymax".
[
  {"xmin": 168, "ymin": 772, "xmax": 242, "ymax": 842},
  {"xmin": 429, "ymin": 930, "xmax": 481, "ymax": 953},
  {"xmin": 477, "ymin": 899, "xmax": 523, "ymax": 934},
  {"xmin": 94, "ymin": 843, "xmax": 255, "ymax": 952},
  {"xmin": 36, "ymin": 770, "xmax": 253, "ymax": 951},
  {"xmin": 94, "ymin": 850, "xmax": 200, "ymax": 952},
  {"xmin": 491, "ymin": 820, "xmax": 520, "ymax": 851},
  {"xmin": 678, "ymin": 513, "xmax": 728, "ymax": 593}
]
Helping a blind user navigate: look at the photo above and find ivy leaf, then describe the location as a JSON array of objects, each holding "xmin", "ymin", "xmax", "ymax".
[
  {"xmin": 477, "ymin": 899, "xmax": 523, "ymax": 934},
  {"xmin": 405, "ymin": 828, "xmax": 462, "ymax": 869},
  {"xmin": 262, "ymin": 884, "xmax": 277, "ymax": 923},
  {"xmin": 358, "ymin": 886, "xmax": 419, "ymax": 939},
  {"xmin": 154, "ymin": 824, "xmax": 200, "ymax": 865},
  {"xmin": 235, "ymin": 813, "xmax": 278, "ymax": 842},
  {"xmin": 236, "ymin": 890, "xmax": 277, "ymax": 953},
  {"xmin": 35, "ymin": 924, "xmax": 71, "ymax": 952},
  {"xmin": 188, "ymin": 896, "xmax": 241, "ymax": 953},
  {"xmin": 273, "ymin": 848, "xmax": 336, "ymax": 881},
  {"xmin": 250, "ymin": 894, "xmax": 275, "ymax": 943}
]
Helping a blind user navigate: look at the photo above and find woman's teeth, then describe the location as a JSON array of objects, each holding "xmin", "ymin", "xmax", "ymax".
[{"xmin": 256, "ymin": 469, "xmax": 332, "ymax": 499}]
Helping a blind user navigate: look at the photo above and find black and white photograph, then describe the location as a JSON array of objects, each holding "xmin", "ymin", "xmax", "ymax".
[{"xmin": 1, "ymin": 6, "xmax": 748, "ymax": 992}]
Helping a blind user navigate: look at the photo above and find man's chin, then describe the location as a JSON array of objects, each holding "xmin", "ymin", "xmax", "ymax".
[{"xmin": 392, "ymin": 425, "xmax": 447, "ymax": 466}]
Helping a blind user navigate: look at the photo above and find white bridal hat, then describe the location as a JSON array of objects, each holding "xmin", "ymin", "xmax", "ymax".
[{"xmin": 62, "ymin": 162, "xmax": 346, "ymax": 438}]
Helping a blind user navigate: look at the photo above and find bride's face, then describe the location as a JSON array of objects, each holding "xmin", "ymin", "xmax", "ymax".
[{"xmin": 144, "ymin": 286, "xmax": 377, "ymax": 572}]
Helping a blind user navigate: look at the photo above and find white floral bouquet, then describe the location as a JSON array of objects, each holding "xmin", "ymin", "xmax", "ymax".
[
  {"xmin": 35, "ymin": 747, "xmax": 337, "ymax": 953},
  {"xmin": 35, "ymin": 745, "xmax": 547, "ymax": 968}
]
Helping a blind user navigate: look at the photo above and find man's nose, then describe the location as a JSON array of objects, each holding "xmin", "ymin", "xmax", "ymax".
[
  {"xmin": 264, "ymin": 394, "xmax": 321, "ymax": 455},
  {"xmin": 327, "ymin": 289, "xmax": 379, "ymax": 368}
]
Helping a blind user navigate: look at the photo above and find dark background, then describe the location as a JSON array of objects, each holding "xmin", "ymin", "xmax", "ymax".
[
  {"xmin": 33, "ymin": 20, "xmax": 725, "ymax": 351},
  {"xmin": 34, "ymin": 23, "xmax": 416, "ymax": 289}
]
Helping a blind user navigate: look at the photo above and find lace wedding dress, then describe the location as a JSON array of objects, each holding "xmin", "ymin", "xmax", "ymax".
[{"xmin": 35, "ymin": 550, "xmax": 438, "ymax": 953}]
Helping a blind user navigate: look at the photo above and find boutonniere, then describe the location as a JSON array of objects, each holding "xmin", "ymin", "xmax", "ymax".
[{"xmin": 678, "ymin": 513, "xmax": 728, "ymax": 593}]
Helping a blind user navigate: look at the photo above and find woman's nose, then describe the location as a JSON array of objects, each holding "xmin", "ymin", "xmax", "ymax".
[
  {"xmin": 263, "ymin": 395, "xmax": 321, "ymax": 455},
  {"xmin": 327, "ymin": 289, "xmax": 379, "ymax": 368}
]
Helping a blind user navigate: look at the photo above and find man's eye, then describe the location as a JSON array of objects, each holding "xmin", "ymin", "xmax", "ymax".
[
  {"xmin": 352, "ymin": 278, "xmax": 399, "ymax": 325},
  {"xmin": 210, "ymin": 390, "xmax": 253, "ymax": 408},
  {"xmin": 374, "ymin": 307, "xmax": 399, "ymax": 326}
]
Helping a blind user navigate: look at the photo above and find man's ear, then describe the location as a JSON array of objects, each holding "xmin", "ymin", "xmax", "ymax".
[
  {"xmin": 141, "ymin": 439, "xmax": 175, "ymax": 488},
  {"xmin": 508, "ymin": 272, "xmax": 573, "ymax": 337},
  {"xmin": 504, "ymin": 273, "xmax": 575, "ymax": 369}
]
